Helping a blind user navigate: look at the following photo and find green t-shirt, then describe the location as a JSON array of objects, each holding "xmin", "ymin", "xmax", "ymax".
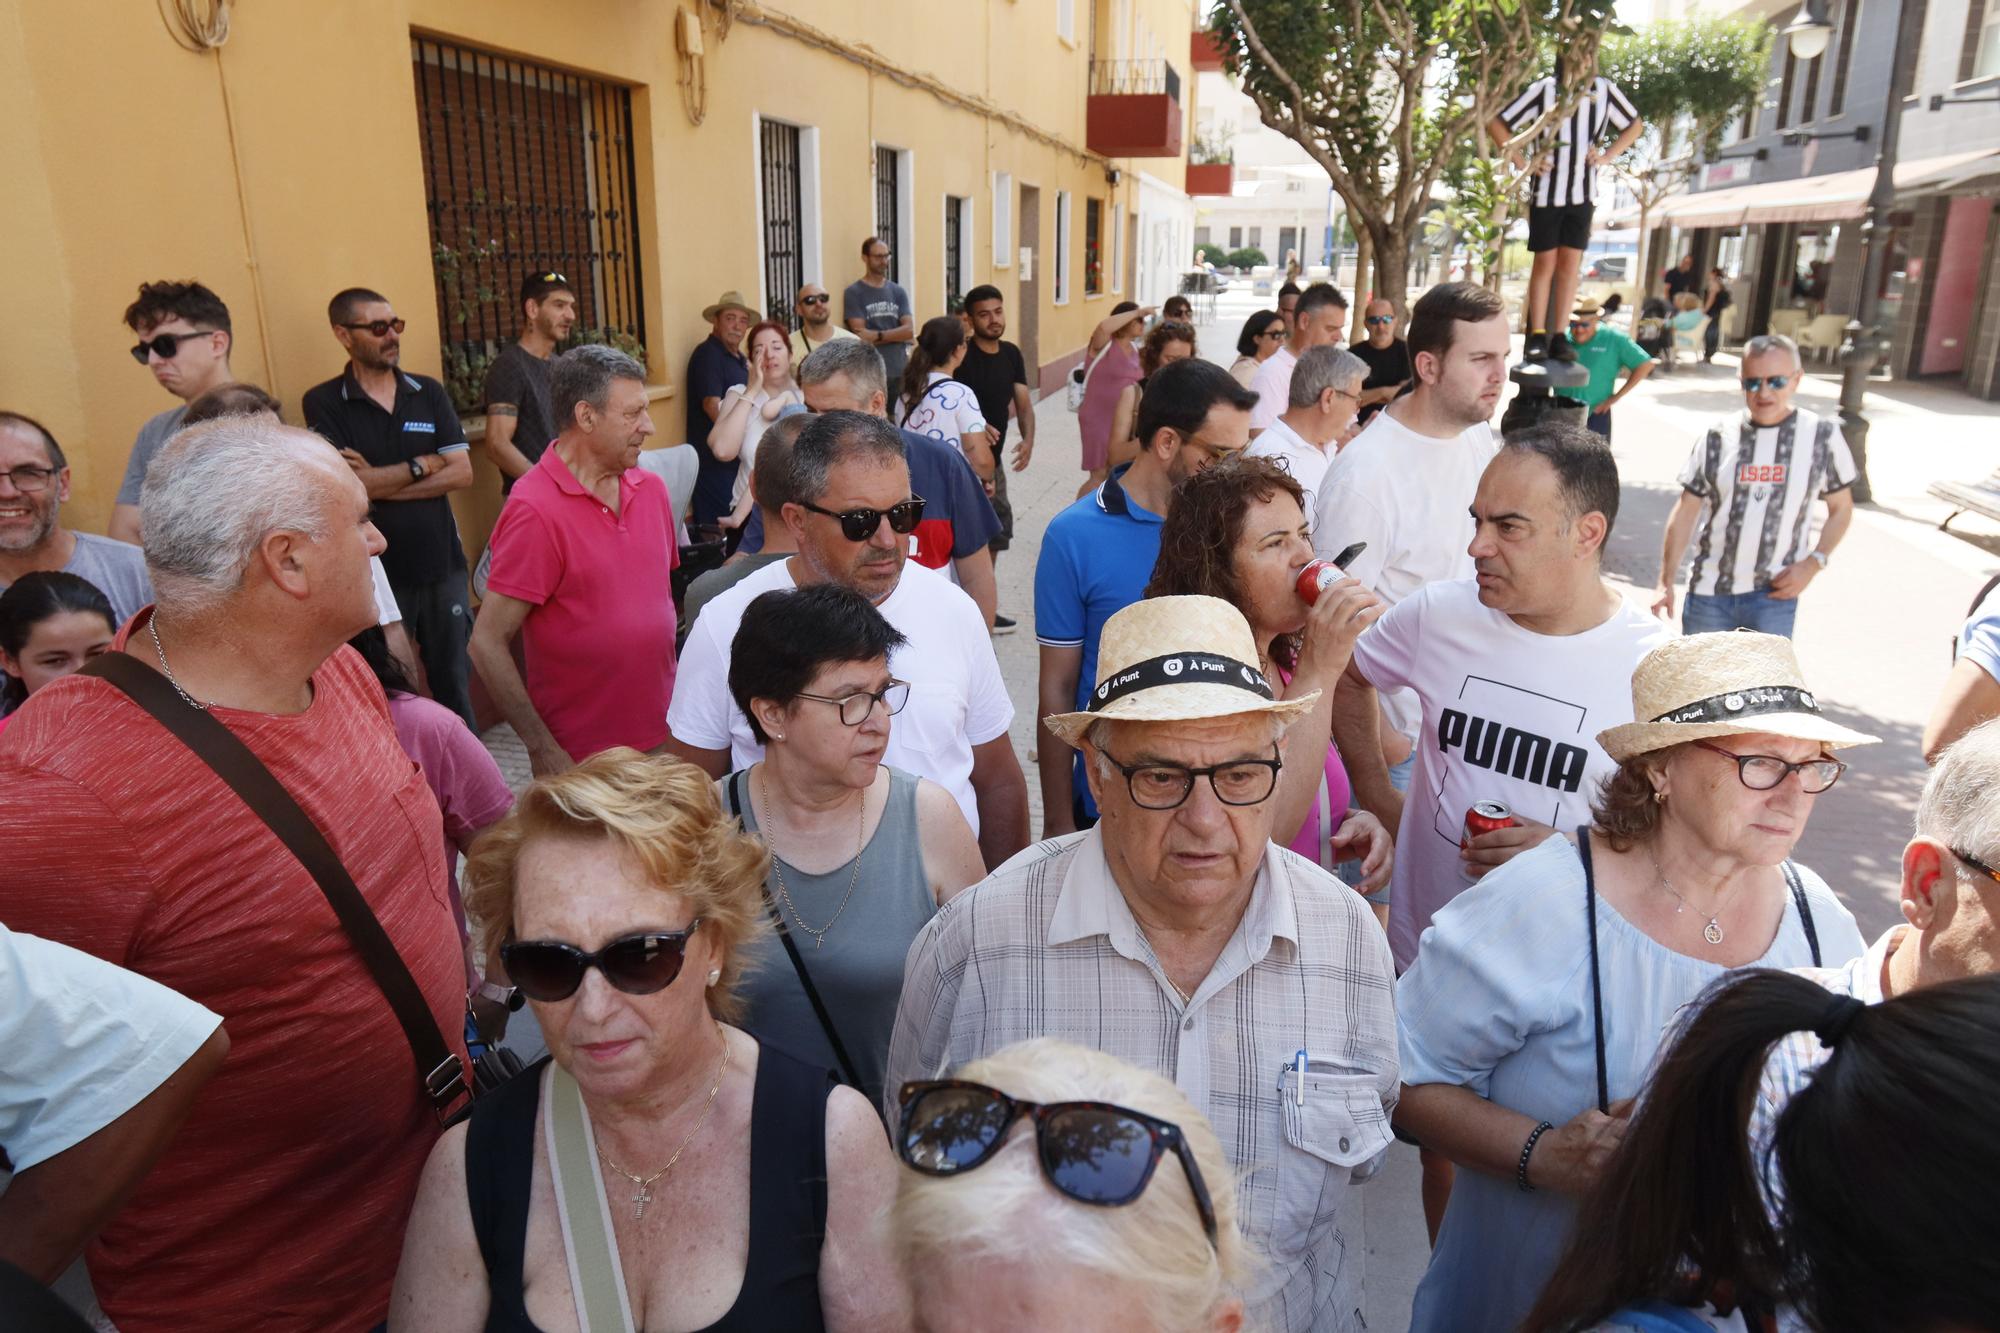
[{"xmin": 1556, "ymin": 325, "xmax": 1653, "ymax": 411}]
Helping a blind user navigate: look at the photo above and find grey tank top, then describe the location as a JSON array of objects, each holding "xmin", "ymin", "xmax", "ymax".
[{"xmin": 727, "ymin": 765, "xmax": 938, "ymax": 1110}]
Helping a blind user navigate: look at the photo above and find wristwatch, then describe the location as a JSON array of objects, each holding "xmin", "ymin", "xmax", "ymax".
[
  {"xmin": 407, "ymin": 457, "xmax": 426, "ymax": 481},
  {"xmin": 474, "ymin": 979, "xmax": 524, "ymax": 1011},
  {"xmin": 1808, "ymin": 550, "xmax": 1829, "ymax": 569}
]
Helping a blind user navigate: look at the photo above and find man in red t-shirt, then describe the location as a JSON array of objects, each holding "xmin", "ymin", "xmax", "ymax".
[
  {"xmin": 469, "ymin": 344, "xmax": 680, "ymax": 777},
  {"xmin": 0, "ymin": 418, "xmax": 466, "ymax": 1333}
]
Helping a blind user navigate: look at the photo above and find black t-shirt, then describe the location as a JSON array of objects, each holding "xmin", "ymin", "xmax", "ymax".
[
  {"xmin": 956, "ymin": 339, "xmax": 1028, "ymax": 445},
  {"xmin": 1350, "ymin": 338, "xmax": 1412, "ymax": 424},
  {"xmin": 1664, "ymin": 266, "xmax": 1701, "ymax": 300},
  {"xmin": 301, "ymin": 366, "xmax": 468, "ymax": 587},
  {"xmin": 481, "ymin": 343, "xmax": 557, "ymax": 492}
]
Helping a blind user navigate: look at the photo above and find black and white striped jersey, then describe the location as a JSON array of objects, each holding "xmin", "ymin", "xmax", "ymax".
[
  {"xmin": 1500, "ymin": 76, "xmax": 1638, "ymax": 209},
  {"xmin": 1677, "ymin": 408, "xmax": 1858, "ymax": 598}
]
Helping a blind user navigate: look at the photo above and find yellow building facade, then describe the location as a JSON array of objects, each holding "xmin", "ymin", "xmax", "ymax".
[{"xmin": 2, "ymin": 0, "xmax": 1199, "ymax": 547}]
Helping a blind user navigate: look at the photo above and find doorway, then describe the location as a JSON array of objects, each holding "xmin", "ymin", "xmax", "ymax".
[
  {"xmin": 1019, "ymin": 183, "xmax": 1042, "ymax": 376},
  {"xmin": 1919, "ymin": 197, "xmax": 1991, "ymax": 376}
]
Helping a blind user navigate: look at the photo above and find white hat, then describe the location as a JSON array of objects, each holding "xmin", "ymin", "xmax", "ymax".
[
  {"xmin": 1596, "ymin": 631, "xmax": 1877, "ymax": 762},
  {"xmin": 1044, "ymin": 596, "xmax": 1318, "ymax": 746}
]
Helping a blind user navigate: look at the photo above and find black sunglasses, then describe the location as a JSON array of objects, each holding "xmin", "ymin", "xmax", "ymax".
[
  {"xmin": 1741, "ymin": 375, "xmax": 1792, "ymax": 392},
  {"xmin": 341, "ymin": 318, "xmax": 407, "ymax": 338},
  {"xmin": 898, "ymin": 1080, "xmax": 1219, "ymax": 1246},
  {"xmin": 499, "ymin": 923, "xmax": 703, "ymax": 1002},
  {"xmin": 1256, "ymin": 328, "xmax": 1286, "ymax": 339},
  {"xmin": 800, "ymin": 294, "xmax": 831, "ymax": 305},
  {"xmin": 798, "ymin": 496, "xmax": 925, "ymax": 542},
  {"xmin": 129, "ymin": 330, "xmax": 217, "ymax": 364}
]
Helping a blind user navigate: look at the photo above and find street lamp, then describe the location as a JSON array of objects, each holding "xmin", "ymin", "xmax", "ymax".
[{"xmin": 1781, "ymin": 2, "xmax": 1834, "ymax": 61}]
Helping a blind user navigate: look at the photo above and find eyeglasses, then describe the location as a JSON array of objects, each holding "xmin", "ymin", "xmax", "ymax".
[
  {"xmin": 341, "ymin": 318, "xmax": 407, "ymax": 338},
  {"xmin": 1177, "ymin": 434, "xmax": 1243, "ymax": 466},
  {"xmin": 128, "ymin": 330, "xmax": 217, "ymax": 364},
  {"xmin": 897, "ymin": 1080, "xmax": 1219, "ymax": 1246},
  {"xmin": 1568, "ymin": 319, "xmax": 1598, "ymax": 329},
  {"xmin": 1740, "ymin": 375, "xmax": 1793, "ymax": 393},
  {"xmin": 0, "ymin": 465, "xmax": 58, "ymax": 493},
  {"xmin": 1365, "ymin": 315, "xmax": 1394, "ymax": 327},
  {"xmin": 794, "ymin": 679, "xmax": 911, "ymax": 726},
  {"xmin": 1951, "ymin": 847, "xmax": 2000, "ymax": 888},
  {"xmin": 800, "ymin": 294, "xmax": 830, "ymax": 306},
  {"xmin": 499, "ymin": 923, "xmax": 703, "ymax": 1002},
  {"xmin": 797, "ymin": 496, "xmax": 926, "ymax": 543},
  {"xmin": 1101, "ymin": 746, "xmax": 1282, "ymax": 810},
  {"xmin": 1256, "ymin": 328, "xmax": 1287, "ymax": 340},
  {"xmin": 1691, "ymin": 739, "xmax": 1846, "ymax": 794}
]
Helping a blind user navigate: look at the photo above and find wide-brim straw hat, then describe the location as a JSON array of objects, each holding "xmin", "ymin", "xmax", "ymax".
[
  {"xmin": 1596, "ymin": 630, "xmax": 1877, "ymax": 762},
  {"xmin": 1044, "ymin": 595, "xmax": 1319, "ymax": 746},
  {"xmin": 701, "ymin": 290, "xmax": 758, "ymax": 322}
]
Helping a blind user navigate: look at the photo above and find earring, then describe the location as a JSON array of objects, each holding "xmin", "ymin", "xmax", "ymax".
[
  {"xmin": 771, "ymin": 733, "xmax": 785, "ymax": 742},
  {"xmin": 706, "ymin": 968, "xmax": 721, "ymax": 986},
  {"xmin": 1653, "ymin": 789, "xmax": 1667, "ymax": 805}
]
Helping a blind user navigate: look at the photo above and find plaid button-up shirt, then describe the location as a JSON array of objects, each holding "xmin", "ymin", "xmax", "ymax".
[{"xmin": 884, "ymin": 830, "xmax": 1400, "ymax": 1333}]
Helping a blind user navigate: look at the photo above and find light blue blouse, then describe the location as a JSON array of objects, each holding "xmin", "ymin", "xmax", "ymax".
[{"xmin": 1395, "ymin": 834, "xmax": 1863, "ymax": 1333}]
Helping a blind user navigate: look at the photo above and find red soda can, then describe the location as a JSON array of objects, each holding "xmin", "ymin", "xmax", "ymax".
[
  {"xmin": 1461, "ymin": 800, "xmax": 1520, "ymax": 849},
  {"xmin": 1295, "ymin": 560, "xmax": 1340, "ymax": 604}
]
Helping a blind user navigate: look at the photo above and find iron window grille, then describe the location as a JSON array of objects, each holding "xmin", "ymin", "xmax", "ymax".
[
  {"xmin": 944, "ymin": 197, "xmax": 965, "ymax": 311},
  {"xmin": 761, "ymin": 120, "xmax": 805, "ymax": 326},
  {"xmin": 875, "ymin": 146, "xmax": 902, "ymax": 286}
]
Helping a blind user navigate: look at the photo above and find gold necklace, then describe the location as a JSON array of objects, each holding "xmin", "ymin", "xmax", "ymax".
[
  {"xmin": 755, "ymin": 766, "xmax": 866, "ymax": 950},
  {"xmin": 598, "ymin": 1024, "xmax": 731, "ymax": 1221}
]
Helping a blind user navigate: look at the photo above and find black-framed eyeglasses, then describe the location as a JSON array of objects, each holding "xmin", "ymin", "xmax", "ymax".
[
  {"xmin": 128, "ymin": 330, "xmax": 218, "ymax": 364},
  {"xmin": 897, "ymin": 1079, "xmax": 1219, "ymax": 1247},
  {"xmin": 1691, "ymin": 739, "xmax": 1846, "ymax": 794},
  {"xmin": 1950, "ymin": 847, "xmax": 2000, "ymax": 889},
  {"xmin": 1741, "ymin": 375, "xmax": 1792, "ymax": 393},
  {"xmin": 797, "ymin": 496, "xmax": 925, "ymax": 543},
  {"xmin": 1176, "ymin": 433, "xmax": 1243, "ymax": 466},
  {"xmin": 800, "ymin": 294, "xmax": 830, "ymax": 306},
  {"xmin": 1365, "ymin": 315, "xmax": 1394, "ymax": 326},
  {"xmin": 794, "ymin": 679, "xmax": 911, "ymax": 726},
  {"xmin": 1101, "ymin": 746, "xmax": 1282, "ymax": 810},
  {"xmin": 499, "ymin": 923, "xmax": 703, "ymax": 1003},
  {"xmin": 0, "ymin": 465, "xmax": 59, "ymax": 493},
  {"xmin": 341, "ymin": 318, "xmax": 407, "ymax": 337}
]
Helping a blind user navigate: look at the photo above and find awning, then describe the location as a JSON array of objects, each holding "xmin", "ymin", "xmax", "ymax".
[{"xmin": 1655, "ymin": 148, "xmax": 2000, "ymax": 228}]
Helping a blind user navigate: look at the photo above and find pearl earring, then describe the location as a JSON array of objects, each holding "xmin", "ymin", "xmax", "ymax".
[
  {"xmin": 1653, "ymin": 789, "xmax": 1667, "ymax": 804},
  {"xmin": 707, "ymin": 968, "xmax": 721, "ymax": 986}
]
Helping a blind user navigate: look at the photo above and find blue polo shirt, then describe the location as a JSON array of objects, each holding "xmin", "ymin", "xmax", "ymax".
[
  {"xmin": 1034, "ymin": 464, "xmax": 1164, "ymax": 817},
  {"xmin": 685, "ymin": 334, "xmax": 748, "ymax": 524}
]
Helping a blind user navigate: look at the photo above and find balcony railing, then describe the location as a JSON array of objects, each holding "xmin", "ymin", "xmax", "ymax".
[{"xmin": 1090, "ymin": 59, "xmax": 1181, "ymax": 104}]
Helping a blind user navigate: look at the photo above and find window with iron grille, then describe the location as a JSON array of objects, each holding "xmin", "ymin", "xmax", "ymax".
[
  {"xmin": 1085, "ymin": 198, "xmax": 1103, "ymax": 296},
  {"xmin": 761, "ymin": 120, "xmax": 804, "ymax": 326},
  {"xmin": 944, "ymin": 196, "xmax": 966, "ymax": 311},
  {"xmin": 411, "ymin": 36, "xmax": 646, "ymax": 413},
  {"xmin": 875, "ymin": 146, "xmax": 901, "ymax": 285}
]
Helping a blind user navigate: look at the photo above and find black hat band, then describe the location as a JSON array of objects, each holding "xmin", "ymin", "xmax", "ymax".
[
  {"xmin": 1089, "ymin": 652, "xmax": 1273, "ymax": 713},
  {"xmin": 1652, "ymin": 685, "xmax": 1819, "ymax": 726}
]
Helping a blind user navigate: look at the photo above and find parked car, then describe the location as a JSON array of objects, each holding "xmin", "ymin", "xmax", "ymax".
[{"xmin": 1582, "ymin": 254, "xmax": 1630, "ymax": 282}]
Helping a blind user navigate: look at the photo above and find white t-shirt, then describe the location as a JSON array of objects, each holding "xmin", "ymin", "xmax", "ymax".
[
  {"xmin": 0, "ymin": 924, "xmax": 222, "ymax": 1171},
  {"xmin": 1315, "ymin": 405, "xmax": 1498, "ymax": 739},
  {"xmin": 901, "ymin": 372, "xmax": 988, "ymax": 457},
  {"xmin": 1676, "ymin": 407, "xmax": 1858, "ymax": 598},
  {"xmin": 720, "ymin": 384, "xmax": 797, "ymax": 511},
  {"xmin": 1243, "ymin": 417, "xmax": 1335, "ymax": 521},
  {"xmin": 370, "ymin": 556, "xmax": 401, "ymax": 626},
  {"xmin": 1352, "ymin": 578, "xmax": 1674, "ymax": 969},
  {"xmin": 1248, "ymin": 345, "xmax": 1298, "ymax": 431},
  {"xmin": 667, "ymin": 558, "xmax": 1014, "ymax": 834}
]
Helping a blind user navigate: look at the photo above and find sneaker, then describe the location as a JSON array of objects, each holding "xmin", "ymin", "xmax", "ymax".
[
  {"xmin": 1523, "ymin": 331, "xmax": 1550, "ymax": 360},
  {"xmin": 991, "ymin": 613, "xmax": 1018, "ymax": 635},
  {"xmin": 1547, "ymin": 332, "xmax": 1578, "ymax": 362}
]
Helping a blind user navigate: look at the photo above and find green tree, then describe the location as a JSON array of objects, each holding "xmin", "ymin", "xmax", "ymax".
[
  {"xmin": 1599, "ymin": 16, "xmax": 1770, "ymax": 300},
  {"xmin": 1210, "ymin": 0, "xmax": 1618, "ymax": 316}
]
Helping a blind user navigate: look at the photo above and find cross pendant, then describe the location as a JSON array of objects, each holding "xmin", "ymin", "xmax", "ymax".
[
  {"xmin": 631, "ymin": 1183, "xmax": 651, "ymax": 1220},
  {"xmin": 813, "ymin": 935, "xmax": 823, "ymax": 950}
]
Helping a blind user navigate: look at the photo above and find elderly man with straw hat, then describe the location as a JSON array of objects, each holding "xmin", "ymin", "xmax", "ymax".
[
  {"xmin": 885, "ymin": 595, "xmax": 1398, "ymax": 1333},
  {"xmin": 686, "ymin": 288, "xmax": 759, "ymax": 525}
]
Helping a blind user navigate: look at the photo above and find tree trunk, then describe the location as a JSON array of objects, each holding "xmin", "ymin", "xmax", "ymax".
[
  {"xmin": 1632, "ymin": 199, "xmax": 1655, "ymax": 332},
  {"xmin": 1370, "ymin": 224, "xmax": 1411, "ymax": 320},
  {"xmin": 1352, "ymin": 228, "xmax": 1374, "ymax": 341}
]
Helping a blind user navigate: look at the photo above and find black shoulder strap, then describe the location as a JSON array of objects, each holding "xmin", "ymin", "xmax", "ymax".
[
  {"xmin": 81, "ymin": 652, "xmax": 468, "ymax": 1117},
  {"xmin": 731, "ymin": 771, "xmax": 866, "ymax": 1091},
  {"xmin": 1577, "ymin": 828, "xmax": 1611, "ymax": 1115},
  {"xmin": 1781, "ymin": 861, "xmax": 1821, "ymax": 967}
]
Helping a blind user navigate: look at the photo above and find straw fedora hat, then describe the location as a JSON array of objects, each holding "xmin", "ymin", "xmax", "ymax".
[
  {"xmin": 701, "ymin": 290, "xmax": 758, "ymax": 322},
  {"xmin": 1044, "ymin": 595, "xmax": 1318, "ymax": 746},
  {"xmin": 1596, "ymin": 631, "xmax": 1877, "ymax": 762}
]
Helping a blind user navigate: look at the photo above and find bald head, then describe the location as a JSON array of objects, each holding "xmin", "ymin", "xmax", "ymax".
[{"xmin": 1365, "ymin": 299, "xmax": 1397, "ymax": 348}]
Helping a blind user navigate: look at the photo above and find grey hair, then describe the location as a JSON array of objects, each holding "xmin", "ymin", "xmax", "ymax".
[
  {"xmin": 797, "ymin": 337, "xmax": 887, "ymax": 399},
  {"xmin": 140, "ymin": 419, "xmax": 341, "ymax": 612},
  {"xmin": 551, "ymin": 343, "xmax": 647, "ymax": 430},
  {"xmin": 784, "ymin": 410, "xmax": 907, "ymax": 506},
  {"xmin": 1741, "ymin": 334, "xmax": 1803, "ymax": 370},
  {"xmin": 1917, "ymin": 719, "xmax": 2000, "ymax": 873},
  {"xmin": 1290, "ymin": 346, "xmax": 1369, "ymax": 409}
]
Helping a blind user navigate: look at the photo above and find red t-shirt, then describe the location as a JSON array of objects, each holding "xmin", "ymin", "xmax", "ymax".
[
  {"xmin": 0, "ymin": 621, "xmax": 467, "ymax": 1333},
  {"xmin": 486, "ymin": 447, "xmax": 679, "ymax": 759}
]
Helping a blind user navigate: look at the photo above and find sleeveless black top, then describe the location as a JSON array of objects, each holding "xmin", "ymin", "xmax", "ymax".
[{"xmin": 464, "ymin": 1043, "xmax": 835, "ymax": 1332}]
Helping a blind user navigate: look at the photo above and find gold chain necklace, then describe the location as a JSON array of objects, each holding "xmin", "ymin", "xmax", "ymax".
[
  {"xmin": 598, "ymin": 1024, "xmax": 731, "ymax": 1221},
  {"xmin": 755, "ymin": 767, "xmax": 865, "ymax": 950}
]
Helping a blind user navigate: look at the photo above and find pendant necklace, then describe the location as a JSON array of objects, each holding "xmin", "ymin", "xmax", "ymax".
[
  {"xmin": 1649, "ymin": 849, "xmax": 1745, "ymax": 946},
  {"xmin": 598, "ymin": 1024, "xmax": 731, "ymax": 1220},
  {"xmin": 756, "ymin": 767, "xmax": 866, "ymax": 949}
]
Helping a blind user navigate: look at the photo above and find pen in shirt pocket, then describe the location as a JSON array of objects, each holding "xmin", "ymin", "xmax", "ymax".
[{"xmin": 1286, "ymin": 1047, "xmax": 1309, "ymax": 1105}]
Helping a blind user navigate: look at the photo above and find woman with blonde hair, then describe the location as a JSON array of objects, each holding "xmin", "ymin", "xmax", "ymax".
[
  {"xmin": 893, "ymin": 1037, "xmax": 1255, "ymax": 1333},
  {"xmin": 389, "ymin": 749, "xmax": 906, "ymax": 1332}
]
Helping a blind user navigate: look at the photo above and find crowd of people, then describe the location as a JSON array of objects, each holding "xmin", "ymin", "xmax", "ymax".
[{"xmin": 2, "ymin": 251, "xmax": 1995, "ymax": 1333}]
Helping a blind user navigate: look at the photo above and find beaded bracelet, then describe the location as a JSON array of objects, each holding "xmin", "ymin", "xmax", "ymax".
[{"xmin": 1517, "ymin": 1120, "xmax": 1555, "ymax": 1193}]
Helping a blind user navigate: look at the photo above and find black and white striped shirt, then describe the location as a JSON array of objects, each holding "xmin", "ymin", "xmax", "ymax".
[
  {"xmin": 1501, "ymin": 76, "xmax": 1637, "ymax": 209},
  {"xmin": 1677, "ymin": 408, "xmax": 1859, "ymax": 598}
]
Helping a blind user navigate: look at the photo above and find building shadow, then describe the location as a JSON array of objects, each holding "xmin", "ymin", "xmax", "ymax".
[{"xmin": 1793, "ymin": 694, "xmax": 1923, "ymax": 940}]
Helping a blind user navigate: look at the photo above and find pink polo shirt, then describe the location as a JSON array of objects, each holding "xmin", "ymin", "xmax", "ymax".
[{"xmin": 485, "ymin": 447, "xmax": 679, "ymax": 760}]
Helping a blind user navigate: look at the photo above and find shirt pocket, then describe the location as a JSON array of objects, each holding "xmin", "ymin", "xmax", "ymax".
[{"xmin": 1271, "ymin": 1066, "xmax": 1394, "ymax": 1250}]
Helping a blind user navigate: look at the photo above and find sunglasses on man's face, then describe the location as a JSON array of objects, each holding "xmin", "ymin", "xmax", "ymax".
[
  {"xmin": 499, "ymin": 923, "xmax": 703, "ymax": 1003},
  {"xmin": 341, "ymin": 318, "xmax": 407, "ymax": 338},
  {"xmin": 800, "ymin": 294, "xmax": 830, "ymax": 306},
  {"xmin": 129, "ymin": 330, "xmax": 217, "ymax": 364},
  {"xmin": 1741, "ymin": 375, "xmax": 1792, "ymax": 393},
  {"xmin": 898, "ymin": 1080, "xmax": 1219, "ymax": 1246},
  {"xmin": 798, "ymin": 496, "xmax": 926, "ymax": 543},
  {"xmin": 1365, "ymin": 315, "xmax": 1394, "ymax": 327}
]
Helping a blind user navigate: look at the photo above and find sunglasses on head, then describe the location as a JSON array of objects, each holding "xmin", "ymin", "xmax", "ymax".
[
  {"xmin": 129, "ymin": 330, "xmax": 216, "ymax": 364},
  {"xmin": 798, "ymin": 496, "xmax": 925, "ymax": 542},
  {"xmin": 898, "ymin": 1080, "xmax": 1219, "ymax": 1246},
  {"xmin": 1741, "ymin": 375, "xmax": 1792, "ymax": 392},
  {"xmin": 499, "ymin": 922, "xmax": 703, "ymax": 1003},
  {"xmin": 538, "ymin": 272, "xmax": 567, "ymax": 284},
  {"xmin": 341, "ymin": 318, "xmax": 407, "ymax": 338}
]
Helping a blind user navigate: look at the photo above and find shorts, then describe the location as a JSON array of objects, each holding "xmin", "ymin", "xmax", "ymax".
[{"xmin": 1527, "ymin": 201, "xmax": 1595, "ymax": 253}]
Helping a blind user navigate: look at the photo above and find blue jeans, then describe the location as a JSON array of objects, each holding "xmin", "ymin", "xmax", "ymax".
[
  {"xmin": 1587, "ymin": 409, "xmax": 1611, "ymax": 440},
  {"xmin": 1682, "ymin": 587, "xmax": 1798, "ymax": 638}
]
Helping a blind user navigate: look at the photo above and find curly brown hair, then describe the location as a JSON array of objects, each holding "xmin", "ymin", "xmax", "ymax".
[
  {"xmin": 1140, "ymin": 320, "xmax": 1198, "ymax": 377},
  {"xmin": 1589, "ymin": 746, "xmax": 1681, "ymax": 851},
  {"xmin": 1145, "ymin": 454, "xmax": 1308, "ymax": 671}
]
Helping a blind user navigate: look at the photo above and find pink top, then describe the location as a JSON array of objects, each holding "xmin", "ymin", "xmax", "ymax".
[
  {"xmin": 1277, "ymin": 664, "xmax": 1352, "ymax": 867},
  {"xmin": 486, "ymin": 448, "xmax": 680, "ymax": 760},
  {"xmin": 387, "ymin": 691, "xmax": 516, "ymax": 935},
  {"xmin": 1076, "ymin": 339, "xmax": 1143, "ymax": 471}
]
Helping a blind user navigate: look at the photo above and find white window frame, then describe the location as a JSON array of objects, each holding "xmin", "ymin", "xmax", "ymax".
[
  {"xmin": 749, "ymin": 113, "xmax": 823, "ymax": 322},
  {"xmin": 992, "ymin": 171, "xmax": 1013, "ymax": 268},
  {"xmin": 1111, "ymin": 202, "xmax": 1125, "ymax": 293},
  {"xmin": 871, "ymin": 143, "xmax": 917, "ymax": 309},
  {"xmin": 1979, "ymin": 1, "xmax": 2000, "ymax": 80},
  {"xmin": 1054, "ymin": 190, "xmax": 1072, "ymax": 305},
  {"xmin": 1058, "ymin": 0, "xmax": 1076, "ymax": 45}
]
